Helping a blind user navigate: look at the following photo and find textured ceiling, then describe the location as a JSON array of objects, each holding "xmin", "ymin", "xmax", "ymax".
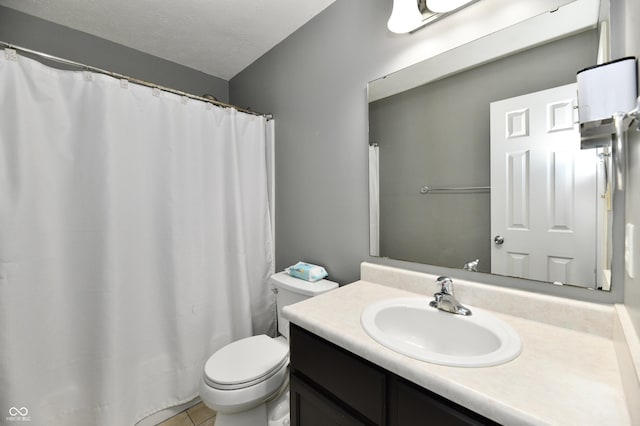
[{"xmin": 0, "ymin": 0, "xmax": 336, "ymax": 80}]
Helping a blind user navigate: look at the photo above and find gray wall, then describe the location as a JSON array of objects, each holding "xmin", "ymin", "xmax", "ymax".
[
  {"xmin": 230, "ymin": 0, "xmax": 626, "ymax": 304},
  {"xmin": 371, "ymin": 31, "xmax": 597, "ymax": 273},
  {"xmin": 0, "ymin": 6, "xmax": 229, "ymax": 101},
  {"xmin": 231, "ymin": 0, "xmax": 375, "ymax": 285}
]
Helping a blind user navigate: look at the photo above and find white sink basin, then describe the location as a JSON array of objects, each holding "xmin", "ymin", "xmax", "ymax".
[{"xmin": 361, "ymin": 298, "xmax": 522, "ymax": 367}]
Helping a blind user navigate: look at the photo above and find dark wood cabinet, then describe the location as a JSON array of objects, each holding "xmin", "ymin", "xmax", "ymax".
[
  {"xmin": 289, "ymin": 324, "xmax": 500, "ymax": 426},
  {"xmin": 290, "ymin": 374, "xmax": 367, "ymax": 426},
  {"xmin": 389, "ymin": 376, "xmax": 494, "ymax": 426}
]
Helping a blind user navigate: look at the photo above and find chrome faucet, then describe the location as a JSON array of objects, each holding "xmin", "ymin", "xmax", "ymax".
[
  {"xmin": 429, "ymin": 276, "xmax": 472, "ymax": 316},
  {"xmin": 463, "ymin": 258, "xmax": 479, "ymax": 272}
]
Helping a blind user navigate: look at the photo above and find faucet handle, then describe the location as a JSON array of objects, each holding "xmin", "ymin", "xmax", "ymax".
[{"xmin": 436, "ymin": 276, "xmax": 454, "ymax": 295}]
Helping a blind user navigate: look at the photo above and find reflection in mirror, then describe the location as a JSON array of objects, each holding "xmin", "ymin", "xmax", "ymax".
[{"xmin": 368, "ymin": 0, "xmax": 613, "ymax": 290}]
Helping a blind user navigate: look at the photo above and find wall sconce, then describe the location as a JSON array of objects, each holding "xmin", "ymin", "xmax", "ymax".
[{"xmin": 387, "ymin": 0, "xmax": 478, "ymax": 34}]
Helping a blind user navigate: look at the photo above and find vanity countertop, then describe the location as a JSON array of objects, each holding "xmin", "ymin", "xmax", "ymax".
[{"xmin": 283, "ymin": 280, "xmax": 630, "ymax": 426}]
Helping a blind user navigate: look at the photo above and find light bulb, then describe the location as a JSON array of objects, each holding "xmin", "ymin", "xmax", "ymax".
[{"xmin": 387, "ymin": 0, "xmax": 423, "ymax": 34}]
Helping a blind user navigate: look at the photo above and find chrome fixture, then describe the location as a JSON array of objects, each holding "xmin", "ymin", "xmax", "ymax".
[
  {"xmin": 202, "ymin": 94, "xmax": 218, "ymax": 102},
  {"xmin": 387, "ymin": 0, "xmax": 478, "ymax": 34},
  {"xmin": 463, "ymin": 258, "xmax": 479, "ymax": 272},
  {"xmin": 426, "ymin": 0, "xmax": 475, "ymax": 13},
  {"xmin": 419, "ymin": 185, "xmax": 490, "ymax": 194},
  {"xmin": 429, "ymin": 276, "xmax": 472, "ymax": 316}
]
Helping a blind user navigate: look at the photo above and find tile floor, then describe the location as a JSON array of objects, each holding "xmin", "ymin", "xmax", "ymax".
[{"xmin": 156, "ymin": 402, "xmax": 216, "ymax": 426}]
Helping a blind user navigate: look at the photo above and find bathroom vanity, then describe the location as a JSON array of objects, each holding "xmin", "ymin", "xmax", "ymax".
[
  {"xmin": 290, "ymin": 323, "xmax": 498, "ymax": 425},
  {"xmin": 283, "ymin": 263, "xmax": 638, "ymax": 425}
]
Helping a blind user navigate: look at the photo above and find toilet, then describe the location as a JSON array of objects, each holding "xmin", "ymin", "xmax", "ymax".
[{"xmin": 199, "ymin": 271, "xmax": 338, "ymax": 426}]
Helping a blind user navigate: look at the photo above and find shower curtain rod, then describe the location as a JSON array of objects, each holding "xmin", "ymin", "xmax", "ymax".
[{"xmin": 0, "ymin": 41, "xmax": 273, "ymax": 120}]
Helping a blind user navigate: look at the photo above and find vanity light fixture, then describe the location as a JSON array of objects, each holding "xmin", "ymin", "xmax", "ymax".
[
  {"xmin": 387, "ymin": 0, "xmax": 479, "ymax": 34},
  {"xmin": 426, "ymin": 0, "xmax": 475, "ymax": 13}
]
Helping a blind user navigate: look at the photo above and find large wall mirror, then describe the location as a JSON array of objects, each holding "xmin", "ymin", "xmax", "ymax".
[{"xmin": 368, "ymin": 0, "xmax": 614, "ymax": 291}]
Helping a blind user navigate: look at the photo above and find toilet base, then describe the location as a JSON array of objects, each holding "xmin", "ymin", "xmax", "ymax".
[
  {"xmin": 267, "ymin": 390, "xmax": 290, "ymax": 426},
  {"xmin": 214, "ymin": 403, "xmax": 267, "ymax": 426},
  {"xmin": 211, "ymin": 387, "xmax": 290, "ymax": 426},
  {"xmin": 202, "ymin": 374, "xmax": 290, "ymax": 426}
]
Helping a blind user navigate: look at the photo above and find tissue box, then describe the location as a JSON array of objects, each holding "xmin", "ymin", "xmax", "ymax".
[{"xmin": 285, "ymin": 262, "xmax": 328, "ymax": 282}]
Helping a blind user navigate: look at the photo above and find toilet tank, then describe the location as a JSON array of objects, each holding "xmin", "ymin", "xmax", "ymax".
[{"xmin": 270, "ymin": 271, "xmax": 338, "ymax": 339}]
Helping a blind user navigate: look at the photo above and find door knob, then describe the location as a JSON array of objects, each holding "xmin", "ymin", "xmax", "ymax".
[{"xmin": 494, "ymin": 235, "xmax": 504, "ymax": 245}]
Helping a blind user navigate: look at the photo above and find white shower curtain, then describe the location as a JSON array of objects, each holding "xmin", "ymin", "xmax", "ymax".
[{"xmin": 0, "ymin": 52, "xmax": 274, "ymax": 425}]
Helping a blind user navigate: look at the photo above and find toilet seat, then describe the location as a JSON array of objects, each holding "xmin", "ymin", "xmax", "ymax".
[{"xmin": 204, "ymin": 335, "xmax": 289, "ymax": 391}]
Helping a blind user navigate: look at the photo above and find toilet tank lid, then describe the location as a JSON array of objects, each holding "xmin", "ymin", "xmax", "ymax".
[{"xmin": 270, "ymin": 271, "xmax": 338, "ymax": 296}]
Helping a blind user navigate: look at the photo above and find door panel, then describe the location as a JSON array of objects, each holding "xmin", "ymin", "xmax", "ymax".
[{"xmin": 490, "ymin": 83, "xmax": 597, "ymax": 287}]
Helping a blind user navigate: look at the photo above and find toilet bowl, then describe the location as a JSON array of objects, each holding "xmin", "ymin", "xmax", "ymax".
[{"xmin": 199, "ymin": 272, "xmax": 338, "ymax": 426}]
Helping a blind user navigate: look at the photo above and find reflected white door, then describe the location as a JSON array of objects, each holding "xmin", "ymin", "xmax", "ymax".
[{"xmin": 490, "ymin": 83, "xmax": 597, "ymax": 287}]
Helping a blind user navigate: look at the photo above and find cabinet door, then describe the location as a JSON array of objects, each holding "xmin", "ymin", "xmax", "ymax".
[
  {"xmin": 290, "ymin": 324, "xmax": 386, "ymax": 424},
  {"xmin": 390, "ymin": 377, "xmax": 500, "ymax": 426},
  {"xmin": 290, "ymin": 374, "xmax": 367, "ymax": 426}
]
